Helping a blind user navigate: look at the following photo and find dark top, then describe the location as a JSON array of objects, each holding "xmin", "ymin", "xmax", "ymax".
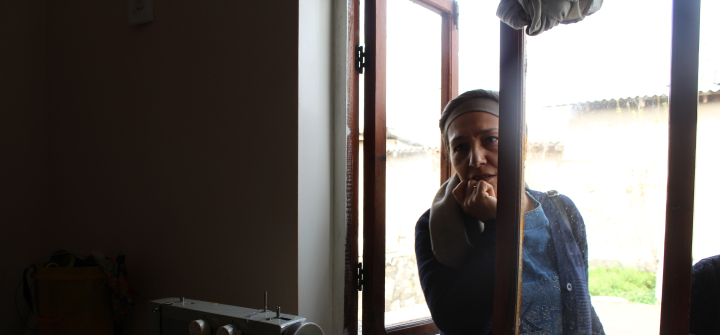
[
  {"xmin": 415, "ymin": 189, "xmax": 604, "ymax": 335},
  {"xmin": 690, "ymin": 254, "xmax": 720, "ymax": 335}
]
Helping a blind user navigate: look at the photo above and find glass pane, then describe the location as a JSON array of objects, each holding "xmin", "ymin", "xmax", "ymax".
[
  {"xmin": 690, "ymin": 2, "xmax": 720, "ymax": 334},
  {"xmin": 456, "ymin": 0, "xmax": 500, "ymax": 93},
  {"xmin": 384, "ymin": 0, "xmax": 442, "ymax": 326},
  {"xmin": 524, "ymin": 0, "xmax": 671, "ymax": 334},
  {"xmin": 692, "ymin": 0, "xmax": 720, "ymax": 266}
]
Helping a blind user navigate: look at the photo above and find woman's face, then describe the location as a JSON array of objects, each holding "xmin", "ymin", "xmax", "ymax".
[{"xmin": 446, "ymin": 111, "xmax": 500, "ymax": 191}]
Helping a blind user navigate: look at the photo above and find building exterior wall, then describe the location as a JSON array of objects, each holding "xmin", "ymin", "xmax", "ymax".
[
  {"xmin": 358, "ymin": 141, "xmax": 441, "ymax": 324},
  {"xmin": 370, "ymin": 98, "xmax": 720, "ymax": 311},
  {"xmin": 526, "ymin": 100, "xmax": 720, "ymax": 272}
]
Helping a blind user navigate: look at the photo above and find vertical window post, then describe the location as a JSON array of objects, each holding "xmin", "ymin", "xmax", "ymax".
[
  {"xmin": 493, "ymin": 22, "xmax": 526, "ymax": 334},
  {"xmin": 439, "ymin": 0, "xmax": 460, "ymax": 182},
  {"xmin": 659, "ymin": 0, "xmax": 701, "ymax": 333},
  {"xmin": 362, "ymin": 1, "xmax": 388, "ymax": 334}
]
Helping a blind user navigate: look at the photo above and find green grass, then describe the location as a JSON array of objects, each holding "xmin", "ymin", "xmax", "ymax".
[{"xmin": 588, "ymin": 267, "xmax": 657, "ymax": 305}]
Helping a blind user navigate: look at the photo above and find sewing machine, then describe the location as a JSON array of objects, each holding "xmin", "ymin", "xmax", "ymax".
[{"xmin": 147, "ymin": 295, "xmax": 323, "ymax": 335}]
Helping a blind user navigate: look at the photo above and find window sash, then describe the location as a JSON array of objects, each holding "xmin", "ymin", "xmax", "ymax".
[
  {"xmin": 359, "ymin": 1, "xmax": 458, "ymax": 334},
  {"xmin": 493, "ymin": 0, "xmax": 703, "ymax": 333},
  {"xmin": 492, "ymin": 0, "xmax": 703, "ymax": 333},
  {"xmin": 343, "ymin": 1, "xmax": 361, "ymax": 335}
]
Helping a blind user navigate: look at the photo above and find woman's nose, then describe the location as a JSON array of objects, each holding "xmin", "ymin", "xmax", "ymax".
[{"xmin": 469, "ymin": 145, "xmax": 487, "ymax": 167}]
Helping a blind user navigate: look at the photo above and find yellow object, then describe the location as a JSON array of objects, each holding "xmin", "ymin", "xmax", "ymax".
[{"xmin": 33, "ymin": 264, "xmax": 114, "ymax": 335}]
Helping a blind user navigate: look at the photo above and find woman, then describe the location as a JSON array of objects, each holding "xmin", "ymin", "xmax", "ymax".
[{"xmin": 415, "ymin": 89, "xmax": 604, "ymax": 334}]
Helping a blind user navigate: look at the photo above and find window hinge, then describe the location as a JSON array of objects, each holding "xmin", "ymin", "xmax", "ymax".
[
  {"xmin": 355, "ymin": 45, "xmax": 366, "ymax": 74},
  {"xmin": 357, "ymin": 262, "xmax": 365, "ymax": 291}
]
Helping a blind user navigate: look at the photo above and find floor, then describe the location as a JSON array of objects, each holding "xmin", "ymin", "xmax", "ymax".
[{"xmin": 593, "ymin": 301, "xmax": 661, "ymax": 334}]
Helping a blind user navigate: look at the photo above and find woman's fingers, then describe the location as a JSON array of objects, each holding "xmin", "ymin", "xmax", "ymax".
[
  {"xmin": 475, "ymin": 180, "xmax": 489, "ymax": 197},
  {"xmin": 453, "ymin": 179, "xmax": 477, "ymax": 204},
  {"xmin": 451, "ymin": 178, "xmax": 500, "ymax": 222},
  {"xmin": 453, "ymin": 180, "xmax": 497, "ymax": 222},
  {"xmin": 476, "ymin": 181, "xmax": 497, "ymax": 219},
  {"xmin": 452, "ymin": 180, "xmax": 468, "ymax": 204},
  {"xmin": 465, "ymin": 180, "xmax": 478, "ymax": 202},
  {"xmin": 485, "ymin": 181, "xmax": 497, "ymax": 198},
  {"xmin": 476, "ymin": 180, "xmax": 497, "ymax": 200}
]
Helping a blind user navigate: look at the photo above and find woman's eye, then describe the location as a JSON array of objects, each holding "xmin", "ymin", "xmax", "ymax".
[
  {"xmin": 485, "ymin": 136, "xmax": 499, "ymax": 144},
  {"xmin": 453, "ymin": 144, "xmax": 466, "ymax": 152}
]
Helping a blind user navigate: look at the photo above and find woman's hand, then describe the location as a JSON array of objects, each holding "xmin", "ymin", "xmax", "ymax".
[{"xmin": 452, "ymin": 179, "xmax": 497, "ymax": 222}]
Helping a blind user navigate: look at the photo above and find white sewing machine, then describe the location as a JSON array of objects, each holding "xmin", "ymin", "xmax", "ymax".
[{"xmin": 147, "ymin": 296, "xmax": 323, "ymax": 335}]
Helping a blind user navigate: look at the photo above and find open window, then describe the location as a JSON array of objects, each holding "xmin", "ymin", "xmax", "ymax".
[
  {"xmin": 347, "ymin": 1, "xmax": 459, "ymax": 334},
  {"xmin": 493, "ymin": 0, "xmax": 703, "ymax": 332},
  {"xmin": 345, "ymin": 0, "xmax": 704, "ymax": 334}
]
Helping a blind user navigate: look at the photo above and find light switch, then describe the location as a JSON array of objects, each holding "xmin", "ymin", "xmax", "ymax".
[{"xmin": 128, "ymin": 0, "xmax": 154, "ymax": 26}]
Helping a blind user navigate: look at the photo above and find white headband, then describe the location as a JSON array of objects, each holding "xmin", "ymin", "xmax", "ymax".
[{"xmin": 442, "ymin": 98, "xmax": 500, "ymax": 137}]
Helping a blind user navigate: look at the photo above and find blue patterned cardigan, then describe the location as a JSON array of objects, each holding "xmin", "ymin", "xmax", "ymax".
[{"xmin": 415, "ymin": 189, "xmax": 604, "ymax": 334}]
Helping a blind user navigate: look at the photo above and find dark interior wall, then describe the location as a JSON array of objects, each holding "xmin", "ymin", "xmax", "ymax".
[
  {"xmin": 0, "ymin": 1, "xmax": 50, "ymax": 332},
  {"xmin": 40, "ymin": 1, "xmax": 298, "ymax": 333}
]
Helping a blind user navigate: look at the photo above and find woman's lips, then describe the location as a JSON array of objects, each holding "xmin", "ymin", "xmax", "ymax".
[{"xmin": 472, "ymin": 175, "xmax": 495, "ymax": 182}]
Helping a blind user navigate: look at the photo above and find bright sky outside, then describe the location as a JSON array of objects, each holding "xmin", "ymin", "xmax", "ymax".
[{"xmin": 370, "ymin": 0, "xmax": 720, "ymax": 147}]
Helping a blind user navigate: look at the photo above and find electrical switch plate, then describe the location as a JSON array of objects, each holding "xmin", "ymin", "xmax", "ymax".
[{"xmin": 128, "ymin": 0, "xmax": 154, "ymax": 26}]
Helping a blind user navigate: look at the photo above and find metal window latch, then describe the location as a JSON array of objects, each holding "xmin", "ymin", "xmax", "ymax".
[
  {"xmin": 357, "ymin": 262, "xmax": 365, "ymax": 291},
  {"xmin": 355, "ymin": 45, "xmax": 366, "ymax": 74}
]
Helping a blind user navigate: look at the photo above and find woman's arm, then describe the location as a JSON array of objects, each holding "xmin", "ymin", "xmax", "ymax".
[{"xmin": 416, "ymin": 210, "xmax": 496, "ymax": 334}]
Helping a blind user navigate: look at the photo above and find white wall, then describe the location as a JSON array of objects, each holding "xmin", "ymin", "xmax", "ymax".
[
  {"xmin": 36, "ymin": 2, "xmax": 301, "ymax": 334},
  {"xmin": 331, "ymin": 0, "xmax": 351, "ymax": 334},
  {"xmin": 2, "ymin": 1, "xmax": 351, "ymax": 334},
  {"xmin": 298, "ymin": 0, "xmax": 337, "ymax": 333}
]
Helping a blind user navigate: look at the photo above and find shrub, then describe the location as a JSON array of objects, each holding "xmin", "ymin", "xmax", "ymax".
[{"xmin": 588, "ymin": 267, "xmax": 657, "ymax": 304}]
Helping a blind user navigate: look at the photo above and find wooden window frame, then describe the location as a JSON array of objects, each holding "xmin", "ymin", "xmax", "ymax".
[
  {"xmin": 658, "ymin": 0, "xmax": 701, "ymax": 333},
  {"xmin": 492, "ymin": 0, "xmax": 703, "ymax": 333},
  {"xmin": 492, "ymin": 22, "xmax": 526, "ymax": 334},
  {"xmin": 343, "ymin": 1, "xmax": 361, "ymax": 335},
  {"xmin": 345, "ymin": 0, "xmax": 701, "ymax": 334},
  {"xmin": 353, "ymin": 1, "xmax": 459, "ymax": 335}
]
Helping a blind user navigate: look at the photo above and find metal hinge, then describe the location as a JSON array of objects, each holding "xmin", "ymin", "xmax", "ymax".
[
  {"xmin": 355, "ymin": 45, "xmax": 366, "ymax": 74},
  {"xmin": 357, "ymin": 262, "xmax": 365, "ymax": 291}
]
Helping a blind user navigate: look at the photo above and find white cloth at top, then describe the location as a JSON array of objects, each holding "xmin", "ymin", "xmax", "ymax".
[{"xmin": 497, "ymin": 0, "xmax": 603, "ymax": 36}]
